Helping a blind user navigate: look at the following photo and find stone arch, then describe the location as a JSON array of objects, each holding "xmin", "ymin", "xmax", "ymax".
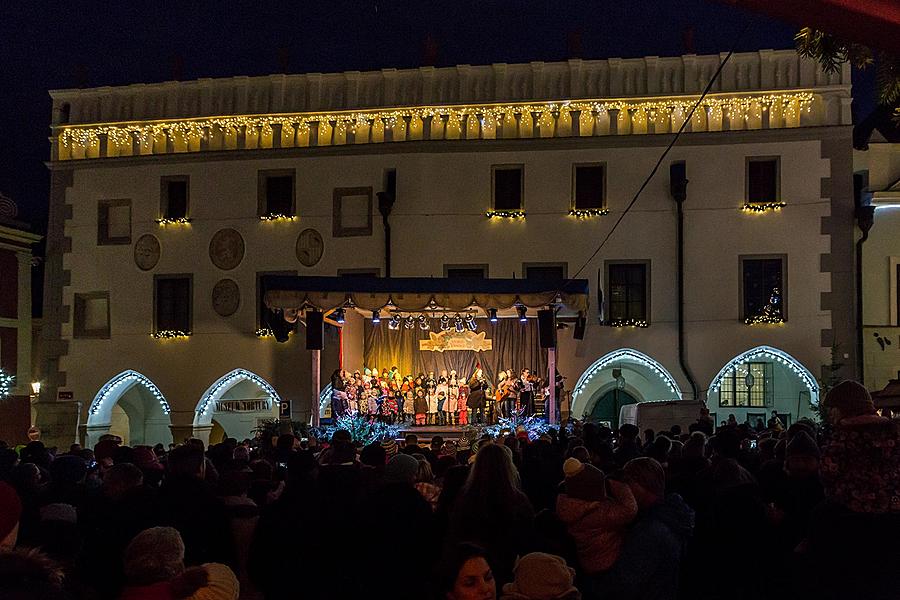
[
  {"xmin": 570, "ymin": 349, "xmax": 683, "ymax": 419},
  {"xmin": 194, "ymin": 369, "xmax": 282, "ymax": 442},
  {"xmin": 86, "ymin": 370, "xmax": 171, "ymax": 447}
]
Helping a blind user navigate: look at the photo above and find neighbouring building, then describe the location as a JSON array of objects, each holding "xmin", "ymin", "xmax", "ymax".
[
  {"xmin": 38, "ymin": 49, "xmax": 857, "ymax": 448},
  {"xmin": 0, "ymin": 194, "xmax": 42, "ymax": 445},
  {"xmin": 855, "ymin": 109, "xmax": 900, "ymax": 394}
]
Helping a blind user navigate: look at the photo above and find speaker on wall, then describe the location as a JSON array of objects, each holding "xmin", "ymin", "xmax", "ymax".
[
  {"xmin": 306, "ymin": 310, "xmax": 324, "ymax": 350},
  {"xmin": 537, "ymin": 309, "xmax": 557, "ymax": 349}
]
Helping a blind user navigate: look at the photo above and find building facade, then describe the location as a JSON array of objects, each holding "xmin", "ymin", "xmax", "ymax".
[
  {"xmin": 39, "ymin": 50, "xmax": 856, "ymax": 447},
  {"xmin": 0, "ymin": 195, "xmax": 42, "ymax": 444}
]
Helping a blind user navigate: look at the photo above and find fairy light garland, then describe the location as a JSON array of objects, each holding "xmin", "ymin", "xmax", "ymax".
[
  {"xmin": 486, "ymin": 210, "xmax": 526, "ymax": 219},
  {"xmin": 89, "ymin": 370, "xmax": 170, "ymax": 416},
  {"xmin": 608, "ymin": 318, "xmax": 649, "ymax": 328},
  {"xmin": 258, "ymin": 214, "xmax": 298, "ymax": 222},
  {"xmin": 709, "ymin": 346, "xmax": 818, "ymax": 401},
  {"xmin": 197, "ymin": 369, "xmax": 280, "ymax": 417},
  {"xmin": 571, "ymin": 348, "xmax": 682, "ymax": 407},
  {"xmin": 156, "ymin": 217, "xmax": 192, "ymax": 225},
  {"xmin": 151, "ymin": 330, "xmax": 191, "ymax": 339},
  {"xmin": 742, "ymin": 202, "xmax": 786, "ymax": 213},
  {"xmin": 569, "ymin": 208, "xmax": 609, "ymax": 218},
  {"xmin": 0, "ymin": 369, "xmax": 13, "ymax": 400},
  {"xmin": 57, "ymin": 91, "xmax": 816, "ymax": 160}
]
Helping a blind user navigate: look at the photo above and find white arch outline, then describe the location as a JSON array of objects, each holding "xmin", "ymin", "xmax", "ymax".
[
  {"xmin": 571, "ymin": 348, "xmax": 683, "ymax": 417},
  {"xmin": 87, "ymin": 370, "xmax": 170, "ymax": 425},
  {"xmin": 708, "ymin": 345, "xmax": 820, "ymax": 404},
  {"xmin": 194, "ymin": 369, "xmax": 282, "ymax": 427}
]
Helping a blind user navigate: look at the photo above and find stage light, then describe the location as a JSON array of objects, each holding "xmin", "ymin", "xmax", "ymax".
[
  {"xmin": 455, "ymin": 315, "xmax": 464, "ymax": 332},
  {"xmin": 388, "ymin": 314, "xmax": 401, "ymax": 330},
  {"xmin": 466, "ymin": 314, "xmax": 477, "ymax": 331},
  {"xmin": 372, "ymin": 309, "xmax": 381, "ymax": 324},
  {"xmin": 516, "ymin": 305, "xmax": 527, "ymax": 322},
  {"xmin": 440, "ymin": 315, "xmax": 450, "ymax": 331},
  {"xmin": 334, "ymin": 308, "xmax": 345, "ymax": 324},
  {"xmin": 489, "ymin": 308, "xmax": 498, "ymax": 323},
  {"xmin": 418, "ymin": 315, "xmax": 429, "ymax": 330},
  {"xmin": 404, "ymin": 316, "xmax": 415, "ymax": 329}
]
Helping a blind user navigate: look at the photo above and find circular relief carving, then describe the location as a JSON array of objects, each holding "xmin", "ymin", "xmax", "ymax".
[
  {"xmin": 134, "ymin": 234, "xmax": 161, "ymax": 271},
  {"xmin": 209, "ymin": 228, "xmax": 245, "ymax": 270},
  {"xmin": 211, "ymin": 278, "xmax": 240, "ymax": 317},
  {"xmin": 296, "ymin": 228, "xmax": 324, "ymax": 267}
]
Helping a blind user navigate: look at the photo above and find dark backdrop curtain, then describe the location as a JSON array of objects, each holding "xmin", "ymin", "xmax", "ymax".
[{"xmin": 363, "ymin": 318, "xmax": 547, "ymax": 385}]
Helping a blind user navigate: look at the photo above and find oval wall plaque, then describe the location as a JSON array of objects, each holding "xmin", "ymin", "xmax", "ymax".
[
  {"xmin": 134, "ymin": 234, "xmax": 161, "ymax": 271},
  {"xmin": 209, "ymin": 228, "xmax": 245, "ymax": 270},
  {"xmin": 296, "ymin": 228, "xmax": 324, "ymax": 267},
  {"xmin": 211, "ymin": 278, "xmax": 241, "ymax": 317}
]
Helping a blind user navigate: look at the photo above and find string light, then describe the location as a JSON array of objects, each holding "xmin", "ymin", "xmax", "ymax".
[
  {"xmin": 151, "ymin": 330, "xmax": 191, "ymax": 339},
  {"xmin": 486, "ymin": 210, "xmax": 526, "ymax": 219},
  {"xmin": 0, "ymin": 369, "xmax": 13, "ymax": 400},
  {"xmin": 155, "ymin": 217, "xmax": 192, "ymax": 225},
  {"xmin": 709, "ymin": 346, "xmax": 818, "ymax": 401},
  {"xmin": 609, "ymin": 318, "xmax": 649, "ymax": 328},
  {"xmin": 571, "ymin": 348, "xmax": 682, "ymax": 409},
  {"xmin": 57, "ymin": 92, "xmax": 817, "ymax": 160},
  {"xmin": 569, "ymin": 208, "xmax": 610, "ymax": 218},
  {"xmin": 255, "ymin": 328, "xmax": 274, "ymax": 337},
  {"xmin": 742, "ymin": 201, "xmax": 786, "ymax": 213},
  {"xmin": 744, "ymin": 288, "xmax": 783, "ymax": 325},
  {"xmin": 196, "ymin": 368, "xmax": 280, "ymax": 417},
  {"xmin": 89, "ymin": 370, "xmax": 170, "ymax": 416},
  {"xmin": 258, "ymin": 214, "xmax": 298, "ymax": 222}
]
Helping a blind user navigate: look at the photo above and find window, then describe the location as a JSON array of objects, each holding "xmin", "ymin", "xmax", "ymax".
[
  {"xmin": 492, "ymin": 165, "xmax": 523, "ymax": 211},
  {"xmin": 333, "ymin": 187, "xmax": 374, "ymax": 237},
  {"xmin": 258, "ymin": 170, "xmax": 295, "ymax": 217},
  {"xmin": 719, "ymin": 362, "xmax": 771, "ymax": 407},
  {"xmin": 747, "ymin": 158, "xmax": 779, "ymax": 204},
  {"xmin": 160, "ymin": 176, "xmax": 189, "ymax": 220},
  {"xmin": 154, "ymin": 275, "xmax": 192, "ymax": 333},
  {"xmin": 741, "ymin": 256, "xmax": 785, "ymax": 323},
  {"xmin": 572, "ymin": 164, "xmax": 606, "ymax": 210},
  {"xmin": 524, "ymin": 263, "xmax": 567, "ymax": 283},
  {"xmin": 98, "ymin": 199, "xmax": 131, "ymax": 245},
  {"xmin": 445, "ymin": 264, "xmax": 488, "ymax": 279},
  {"xmin": 73, "ymin": 292, "xmax": 110, "ymax": 338},
  {"xmin": 606, "ymin": 262, "xmax": 648, "ymax": 324}
]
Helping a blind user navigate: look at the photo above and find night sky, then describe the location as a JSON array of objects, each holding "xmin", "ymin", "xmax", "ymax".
[{"xmin": 0, "ymin": 1, "xmax": 871, "ymax": 232}]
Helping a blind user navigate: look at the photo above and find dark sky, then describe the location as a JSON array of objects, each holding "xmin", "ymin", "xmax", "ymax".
[{"xmin": 0, "ymin": 1, "xmax": 871, "ymax": 232}]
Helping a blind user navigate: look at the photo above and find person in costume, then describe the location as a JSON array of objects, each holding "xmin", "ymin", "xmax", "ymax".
[
  {"xmin": 458, "ymin": 385, "xmax": 469, "ymax": 425},
  {"xmin": 436, "ymin": 391, "xmax": 448, "ymax": 425},
  {"xmin": 414, "ymin": 388, "xmax": 428, "ymax": 426}
]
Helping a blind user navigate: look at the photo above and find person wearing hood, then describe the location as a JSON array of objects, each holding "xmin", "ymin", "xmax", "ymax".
[{"xmin": 593, "ymin": 457, "xmax": 694, "ymax": 600}]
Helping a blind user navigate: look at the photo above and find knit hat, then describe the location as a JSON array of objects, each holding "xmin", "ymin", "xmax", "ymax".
[
  {"xmin": 0, "ymin": 481, "xmax": 22, "ymax": 545},
  {"xmin": 184, "ymin": 563, "xmax": 240, "ymax": 600},
  {"xmin": 384, "ymin": 453, "xmax": 419, "ymax": 485},
  {"xmin": 785, "ymin": 431, "xmax": 820, "ymax": 460},
  {"xmin": 562, "ymin": 458, "xmax": 606, "ymax": 502},
  {"xmin": 823, "ymin": 380, "xmax": 875, "ymax": 419},
  {"xmin": 124, "ymin": 527, "xmax": 185, "ymax": 582},
  {"xmin": 381, "ymin": 438, "xmax": 398, "ymax": 458},
  {"xmin": 501, "ymin": 552, "xmax": 581, "ymax": 600}
]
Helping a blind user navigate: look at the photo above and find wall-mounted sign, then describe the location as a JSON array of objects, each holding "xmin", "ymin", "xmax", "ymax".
[
  {"xmin": 419, "ymin": 330, "xmax": 493, "ymax": 353},
  {"xmin": 58, "ymin": 391, "xmax": 74, "ymax": 400},
  {"xmin": 279, "ymin": 399, "xmax": 291, "ymax": 418},
  {"xmin": 215, "ymin": 399, "xmax": 271, "ymax": 413}
]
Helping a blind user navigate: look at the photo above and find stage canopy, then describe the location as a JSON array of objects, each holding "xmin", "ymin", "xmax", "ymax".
[{"xmin": 263, "ymin": 275, "xmax": 590, "ymax": 323}]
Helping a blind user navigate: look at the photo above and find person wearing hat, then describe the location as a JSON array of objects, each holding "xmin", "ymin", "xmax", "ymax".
[
  {"xmin": 500, "ymin": 552, "xmax": 581, "ymax": 600},
  {"xmin": 556, "ymin": 458, "xmax": 637, "ymax": 574}
]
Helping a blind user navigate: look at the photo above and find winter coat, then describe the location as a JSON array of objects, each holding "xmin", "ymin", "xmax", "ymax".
[
  {"xmin": 556, "ymin": 479, "xmax": 638, "ymax": 574},
  {"xmin": 821, "ymin": 414, "xmax": 900, "ymax": 514},
  {"xmin": 593, "ymin": 492, "xmax": 695, "ymax": 600},
  {"xmin": 414, "ymin": 394, "xmax": 428, "ymax": 415}
]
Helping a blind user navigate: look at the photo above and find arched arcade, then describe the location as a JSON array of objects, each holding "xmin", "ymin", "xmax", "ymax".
[
  {"xmin": 193, "ymin": 369, "xmax": 282, "ymax": 444},
  {"xmin": 85, "ymin": 370, "xmax": 171, "ymax": 447}
]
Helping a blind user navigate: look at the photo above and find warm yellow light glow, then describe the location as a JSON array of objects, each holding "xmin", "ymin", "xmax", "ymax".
[
  {"xmin": 569, "ymin": 208, "xmax": 610, "ymax": 218},
  {"xmin": 151, "ymin": 330, "xmax": 191, "ymax": 339},
  {"xmin": 258, "ymin": 214, "xmax": 298, "ymax": 222},
  {"xmin": 609, "ymin": 318, "xmax": 649, "ymax": 328},
  {"xmin": 486, "ymin": 210, "xmax": 526, "ymax": 219},
  {"xmin": 31, "ymin": 381, "xmax": 41, "ymax": 395},
  {"xmin": 156, "ymin": 217, "xmax": 192, "ymax": 225},
  {"xmin": 742, "ymin": 202, "xmax": 786, "ymax": 213}
]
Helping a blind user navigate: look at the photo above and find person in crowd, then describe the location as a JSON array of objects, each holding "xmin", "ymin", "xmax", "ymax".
[
  {"xmin": 440, "ymin": 543, "xmax": 497, "ymax": 600},
  {"xmin": 556, "ymin": 457, "xmax": 637, "ymax": 575},
  {"xmin": 613, "ymin": 424, "xmax": 642, "ymax": 467},
  {"xmin": 593, "ymin": 457, "xmax": 694, "ymax": 600},
  {"xmin": 500, "ymin": 552, "xmax": 580, "ymax": 600},
  {"xmin": 415, "ymin": 458, "xmax": 441, "ymax": 511},
  {"xmin": 448, "ymin": 443, "xmax": 536, "ymax": 585},
  {"xmin": 0, "ymin": 547, "xmax": 69, "ymax": 600}
]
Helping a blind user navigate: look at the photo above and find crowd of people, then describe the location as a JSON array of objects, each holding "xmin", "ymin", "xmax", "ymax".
[
  {"xmin": 330, "ymin": 365, "xmax": 556, "ymax": 426},
  {"xmin": 0, "ymin": 379, "xmax": 898, "ymax": 599}
]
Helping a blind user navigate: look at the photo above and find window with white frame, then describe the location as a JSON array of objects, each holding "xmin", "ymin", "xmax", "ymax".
[{"xmin": 718, "ymin": 362, "xmax": 772, "ymax": 407}]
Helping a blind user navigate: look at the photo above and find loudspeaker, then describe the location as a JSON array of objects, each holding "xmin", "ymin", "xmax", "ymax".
[
  {"xmin": 537, "ymin": 309, "xmax": 557, "ymax": 348},
  {"xmin": 669, "ymin": 161, "xmax": 687, "ymax": 200},
  {"xmin": 306, "ymin": 310, "xmax": 324, "ymax": 350},
  {"xmin": 574, "ymin": 315, "xmax": 586, "ymax": 340}
]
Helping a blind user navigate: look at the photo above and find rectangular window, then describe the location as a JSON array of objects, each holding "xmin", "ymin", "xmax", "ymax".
[
  {"xmin": 747, "ymin": 158, "xmax": 779, "ymax": 204},
  {"xmin": 160, "ymin": 176, "xmax": 189, "ymax": 220},
  {"xmin": 492, "ymin": 165, "xmax": 523, "ymax": 211},
  {"xmin": 719, "ymin": 362, "xmax": 771, "ymax": 408},
  {"xmin": 333, "ymin": 187, "xmax": 374, "ymax": 237},
  {"xmin": 742, "ymin": 256, "xmax": 785, "ymax": 323},
  {"xmin": 445, "ymin": 264, "xmax": 488, "ymax": 279},
  {"xmin": 98, "ymin": 199, "xmax": 131, "ymax": 245},
  {"xmin": 258, "ymin": 170, "xmax": 295, "ymax": 217},
  {"xmin": 573, "ymin": 164, "xmax": 606, "ymax": 210},
  {"xmin": 73, "ymin": 292, "xmax": 110, "ymax": 338},
  {"xmin": 607, "ymin": 263, "xmax": 648, "ymax": 323},
  {"xmin": 524, "ymin": 263, "xmax": 567, "ymax": 283},
  {"xmin": 154, "ymin": 275, "xmax": 192, "ymax": 333}
]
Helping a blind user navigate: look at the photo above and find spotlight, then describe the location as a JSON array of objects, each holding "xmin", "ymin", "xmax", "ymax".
[
  {"xmin": 404, "ymin": 316, "xmax": 415, "ymax": 329},
  {"xmin": 489, "ymin": 308, "xmax": 498, "ymax": 323},
  {"xmin": 516, "ymin": 305, "xmax": 527, "ymax": 322},
  {"xmin": 440, "ymin": 314, "xmax": 450, "ymax": 331},
  {"xmin": 372, "ymin": 309, "xmax": 381, "ymax": 324},
  {"xmin": 388, "ymin": 314, "xmax": 401, "ymax": 330},
  {"xmin": 466, "ymin": 314, "xmax": 477, "ymax": 331},
  {"xmin": 334, "ymin": 308, "xmax": 345, "ymax": 324},
  {"xmin": 418, "ymin": 315, "xmax": 429, "ymax": 330},
  {"xmin": 455, "ymin": 315, "xmax": 464, "ymax": 332}
]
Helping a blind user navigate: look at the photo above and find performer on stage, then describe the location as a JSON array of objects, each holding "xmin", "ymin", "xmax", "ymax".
[
  {"xmin": 414, "ymin": 388, "xmax": 428, "ymax": 426},
  {"xmin": 448, "ymin": 370, "xmax": 460, "ymax": 425},
  {"xmin": 467, "ymin": 367, "xmax": 488, "ymax": 425},
  {"xmin": 519, "ymin": 369, "xmax": 536, "ymax": 415},
  {"xmin": 497, "ymin": 370, "xmax": 517, "ymax": 419}
]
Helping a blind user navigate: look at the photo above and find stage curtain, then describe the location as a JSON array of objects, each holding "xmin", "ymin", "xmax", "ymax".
[{"xmin": 363, "ymin": 318, "xmax": 548, "ymax": 386}]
